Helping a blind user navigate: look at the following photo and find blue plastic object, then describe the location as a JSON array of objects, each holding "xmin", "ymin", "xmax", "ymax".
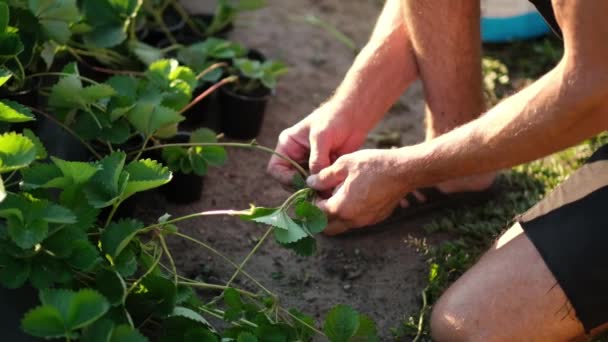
[{"xmin": 481, "ymin": 1, "xmax": 551, "ymax": 42}]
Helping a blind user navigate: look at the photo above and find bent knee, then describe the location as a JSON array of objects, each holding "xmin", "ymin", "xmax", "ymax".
[{"xmin": 430, "ymin": 287, "xmax": 490, "ymax": 342}]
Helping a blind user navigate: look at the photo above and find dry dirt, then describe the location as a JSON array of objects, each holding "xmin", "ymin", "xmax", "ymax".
[{"xmin": 151, "ymin": 0, "xmax": 434, "ymax": 339}]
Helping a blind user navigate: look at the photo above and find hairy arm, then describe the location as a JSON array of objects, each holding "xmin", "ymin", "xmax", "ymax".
[
  {"xmin": 399, "ymin": 1, "xmax": 608, "ymax": 188},
  {"xmin": 330, "ymin": 0, "xmax": 417, "ymax": 131}
]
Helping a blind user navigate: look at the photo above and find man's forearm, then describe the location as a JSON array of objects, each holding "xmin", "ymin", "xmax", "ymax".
[
  {"xmin": 400, "ymin": 57, "xmax": 608, "ymax": 188},
  {"xmin": 331, "ymin": 0, "xmax": 417, "ymax": 131}
]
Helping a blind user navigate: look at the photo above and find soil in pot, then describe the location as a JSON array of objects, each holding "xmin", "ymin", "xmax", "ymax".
[
  {"xmin": 157, "ymin": 132, "xmax": 205, "ymax": 204},
  {"xmin": 218, "ymin": 84, "xmax": 270, "ymax": 140}
]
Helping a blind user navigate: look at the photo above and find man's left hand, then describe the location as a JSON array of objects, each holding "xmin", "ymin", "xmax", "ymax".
[{"xmin": 306, "ymin": 149, "xmax": 412, "ymax": 235}]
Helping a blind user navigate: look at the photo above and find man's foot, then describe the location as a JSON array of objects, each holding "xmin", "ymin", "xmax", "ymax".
[{"xmin": 400, "ymin": 172, "xmax": 497, "ymax": 208}]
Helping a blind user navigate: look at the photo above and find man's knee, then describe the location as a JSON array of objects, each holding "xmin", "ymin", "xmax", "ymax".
[{"xmin": 430, "ymin": 286, "xmax": 485, "ymax": 342}]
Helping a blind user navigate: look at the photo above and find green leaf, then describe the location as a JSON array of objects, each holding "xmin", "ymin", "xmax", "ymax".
[
  {"xmin": 52, "ymin": 157, "xmax": 100, "ymax": 185},
  {"xmin": 110, "ymin": 325, "xmax": 148, "ymax": 342},
  {"xmin": 8, "ymin": 216, "xmax": 48, "ymax": 249},
  {"xmin": 0, "ymin": 67, "xmax": 12, "ymax": 87},
  {"xmin": 43, "ymin": 226, "xmax": 86, "ymax": 258},
  {"xmin": 41, "ymin": 203, "xmax": 77, "ymax": 223},
  {"xmin": 0, "ymin": 132, "xmax": 37, "ymax": 173},
  {"xmin": 85, "ymin": 152, "xmax": 128, "ymax": 208},
  {"xmin": 184, "ymin": 328, "xmax": 218, "ymax": 342},
  {"xmin": 23, "ymin": 129, "xmax": 47, "ymax": 159},
  {"xmin": 101, "ymin": 219, "xmax": 143, "ymax": 259},
  {"xmin": 126, "ymin": 103, "xmax": 184, "ymax": 137},
  {"xmin": 25, "ymin": 288, "xmax": 110, "ymax": 338},
  {"xmin": 28, "ymin": 0, "xmax": 80, "ymax": 43},
  {"xmin": 251, "ymin": 209, "xmax": 295, "ymax": 231},
  {"xmin": 29, "ymin": 256, "xmax": 73, "ymax": 288},
  {"xmin": 20, "ymin": 162, "xmax": 64, "ymax": 190},
  {"xmin": 82, "ymin": 84, "xmax": 116, "ymax": 103},
  {"xmin": 96, "ymin": 269, "xmax": 127, "ymax": 306},
  {"xmin": 0, "ymin": 100, "xmax": 35, "ymax": 122},
  {"xmin": 69, "ymin": 239, "xmax": 101, "ymax": 271},
  {"xmin": 224, "ymin": 288, "xmax": 242, "ymax": 309},
  {"xmin": 281, "ymin": 236, "xmax": 316, "ymax": 257},
  {"xmin": 169, "ymin": 306, "xmax": 213, "ymax": 328},
  {"xmin": 0, "ymin": 255, "xmax": 30, "ymax": 288},
  {"xmin": 21, "ymin": 306, "xmax": 67, "ymax": 338},
  {"xmin": 84, "ymin": 25, "xmax": 126, "ymax": 48},
  {"xmin": 122, "ymin": 158, "xmax": 172, "ymax": 199},
  {"xmin": 114, "ymin": 247, "xmax": 137, "ymax": 277},
  {"xmin": 324, "ymin": 305, "xmax": 360, "ymax": 342},
  {"xmin": 351, "ymin": 315, "xmax": 379, "ymax": 342},
  {"xmin": 81, "ymin": 318, "xmax": 114, "ymax": 342},
  {"xmin": 129, "ymin": 40, "xmax": 164, "ymax": 65},
  {"xmin": 128, "ymin": 274, "xmax": 177, "ymax": 317},
  {"xmin": 238, "ymin": 332, "xmax": 258, "ymax": 342},
  {"xmin": 274, "ymin": 223, "xmax": 308, "ymax": 244},
  {"xmin": 0, "ymin": 3, "xmax": 8, "ymax": 34},
  {"xmin": 48, "ymin": 74, "xmax": 83, "ymax": 109},
  {"xmin": 295, "ymin": 201, "xmax": 327, "ymax": 234}
]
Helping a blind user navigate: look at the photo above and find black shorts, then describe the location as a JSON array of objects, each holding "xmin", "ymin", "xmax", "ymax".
[{"xmin": 519, "ymin": 144, "xmax": 608, "ymax": 331}]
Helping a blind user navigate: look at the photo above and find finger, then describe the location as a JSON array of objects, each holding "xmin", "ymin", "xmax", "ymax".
[
  {"xmin": 309, "ymin": 131, "xmax": 331, "ymax": 174},
  {"xmin": 306, "ymin": 164, "xmax": 346, "ymax": 191},
  {"xmin": 323, "ymin": 220, "xmax": 350, "ymax": 236},
  {"xmin": 267, "ymin": 161, "xmax": 298, "ymax": 186}
]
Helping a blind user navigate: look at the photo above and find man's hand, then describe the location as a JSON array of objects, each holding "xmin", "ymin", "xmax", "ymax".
[
  {"xmin": 307, "ymin": 149, "xmax": 411, "ymax": 235},
  {"xmin": 267, "ymin": 101, "xmax": 369, "ymax": 186}
]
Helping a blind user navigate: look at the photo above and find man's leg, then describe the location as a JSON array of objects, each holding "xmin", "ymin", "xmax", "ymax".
[
  {"xmin": 430, "ymin": 222, "xmax": 608, "ymax": 341},
  {"xmin": 402, "ymin": 0, "xmax": 495, "ymax": 194}
]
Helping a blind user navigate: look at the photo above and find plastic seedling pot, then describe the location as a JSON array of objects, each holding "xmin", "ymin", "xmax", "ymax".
[
  {"xmin": 219, "ymin": 85, "xmax": 270, "ymax": 140},
  {"xmin": 158, "ymin": 132, "xmax": 205, "ymax": 204}
]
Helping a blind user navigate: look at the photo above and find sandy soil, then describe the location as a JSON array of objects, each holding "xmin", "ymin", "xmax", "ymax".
[{"xmin": 150, "ymin": 0, "xmax": 432, "ymax": 339}]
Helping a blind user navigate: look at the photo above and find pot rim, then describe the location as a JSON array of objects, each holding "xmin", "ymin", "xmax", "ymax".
[{"xmin": 220, "ymin": 84, "xmax": 273, "ymax": 101}]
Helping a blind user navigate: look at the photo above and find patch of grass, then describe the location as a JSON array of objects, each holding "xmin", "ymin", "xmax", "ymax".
[{"xmin": 396, "ymin": 34, "xmax": 608, "ymax": 341}]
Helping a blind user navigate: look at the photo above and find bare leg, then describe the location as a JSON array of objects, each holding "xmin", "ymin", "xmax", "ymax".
[
  {"xmin": 402, "ymin": 0, "xmax": 495, "ymax": 195},
  {"xmin": 431, "ymin": 223, "xmax": 608, "ymax": 341}
]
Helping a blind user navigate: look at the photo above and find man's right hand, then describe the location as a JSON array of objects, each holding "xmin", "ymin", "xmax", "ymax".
[{"xmin": 267, "ymin": 100, "xmax": 368, "ymax": 187}]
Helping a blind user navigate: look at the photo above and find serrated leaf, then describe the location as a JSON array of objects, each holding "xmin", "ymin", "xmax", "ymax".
[
  {"xmin": 96, "ymin": 269, "xmax": 127, "ymax": 306},
  {"xmin": 20, "ymin": 162, "xmax": 64, "ymax": 190},
  {"xmin": 0, "ymin": 255, "xmax": 30, "ymax": 288},
  {"xmin": 28, "ymin": 0, "xmax": 80, "ymax": 43},
  {"xmin": 280, "ymin": 236, "xmax": 316, "ymax": 257},
  {"xmin": 29, "ymin": 256, "xmax": 72, "ymax": 288},
  {"xmin": 324, "ymin": 305, "xmax": 360, "ymax": 342},
  {"xmin": 82, "ymin": 84, "xmax": 116, "ymax": 103},
  {"xmin": 52, "ymin": 156, "xmax": 100, "ymax": 185},
  {"xmin": 23, "ymin": 129, "xmax": 47, "ymax": 159},
  {"xmin": 238, "ymin": 332, "xmax": 258, "ymax": 342},
  {"xmin": 68, "ymin": 239, "xmax": 101, "ymax": 271},
  {"xmin": 122, "ymin": 159, "xmax": 172, "ymax": 199},
  {"xmin": 114, "ymin": 247, "xmax": 137, "ymax": 277},
  {"xmin": 351, "ymin": 315, "xmax": 379, "ymax": 342},
  {"xmin": 169, "ymin": 307, "xmax": 213, "ymax": 328},
  {"xmin": 8, "ymin": 216, "xmax": 48, "ymax": 249},
  {"xmin": 224, "ymin": 288, "xmax": 242, "ymax": 309},
  {"xmin": 0, "ymin": 67, "xmax": 11, "ymax": 87},
  {"xmin": 43, "ymin": 226, "xmax": 86, "ymax": 258},
  {"xmin": 0, "ymin": 100, "xmax": 35, "ymax": 122},
  {"xmin": 184, "ymin": 328, "xmax": 218, "ymax": 342},
  {"xmin": 101, "ymin": 219, "xmax": 143, "ymax": 259},
  {"xmin": 128, "ymin": 274, "xmax": 177, "ymax": 317},
  {"xmin": 110, "ymin": 325, "xmax": 148, "ymax": 342},
  {"xmin": 274, "ymin": 223, "xmax": 308, "ymax": 244},
  {"xmin": 21, "ymin": 306, "xmax": 66, "ymax": 338},
  {"xmin": 85, "ymin": 152, "xmax": 128, "ymax": 208},
  {"xmin": 41, "ymin": 203, "xmax": 77, "ymax": 223},
  {"xmin": 126, "ymin": 103, "xmax": 184, "ymax": 137},
  {"xmin": 48, "ymin": 74, "xmax": 83, "ymax": 109},
  {"xmin": 129, "ymin": 40, "xmax": 164, "ymax": 66},
  {"xmin": 0, "ymin": 132, "xmax": 37, "ymax": 173},
  {"xmin": 81, "ymin": 318, "xmax": 114, "ymax": 342},
  {"xmin": 251, "ymin": 209, "xmax": 296, "ymax": 231},
  {"xmin": 295, "ymin": 201, "xmax": 327, "ymax": 234}
]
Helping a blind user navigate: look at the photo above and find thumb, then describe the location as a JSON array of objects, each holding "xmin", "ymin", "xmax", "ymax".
[
  {"xmin": 306, "ymin": 163, "xmax": 346, "ymax": 191},
  {"xmin": 309, "ymin": 132, "xmax": 331, "ymax": 174}
]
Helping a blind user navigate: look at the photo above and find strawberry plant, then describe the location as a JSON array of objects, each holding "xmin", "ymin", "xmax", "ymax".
[{"xmin": 230, "ymin": 58, "xmax": 288, "ymax": 95}]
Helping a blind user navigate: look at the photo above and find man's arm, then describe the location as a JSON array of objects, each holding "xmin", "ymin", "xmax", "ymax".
[
  {"xmin": 309, "ymin": 1, "xmax": 608, "ymax": 234},
  {"xmin": 399, "ymin": 1, "xmax": 608, "ymax": 189},
  {"xmin": 267, "ymin": 0, "xmax": 417, "ymax": 183}
]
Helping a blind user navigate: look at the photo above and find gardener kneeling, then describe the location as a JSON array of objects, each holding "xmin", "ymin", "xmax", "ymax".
[{"xmin": 267, "ymin": 1, "xmax": 608, "ymax": 341}]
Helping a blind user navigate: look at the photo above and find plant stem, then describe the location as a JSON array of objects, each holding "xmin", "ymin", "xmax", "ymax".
[
  {"xmin": 225, "ymin": 226, "xmax": 272, "ymax": 288},
  {"xmin": 90, "ymin": 66, "xmax": 145, "ymax": 76},
  {"xmin": 142, "ymin": 209, "xmax": 246, "ymax": 233},
  {"xmin": 280, "ymin": 307, "xmax": 327, "ymax": 338},
  {"xmin": 195, "ymin": 62, "xmax": 227, "ymax": 80},
  {"xmin": 158, "ymin": 234, "xmax": 178, "ymax": 285},
  {"xmin": 151, "ymin": 8, "xmax": 177, "ymax": 45},
  {"xmin": 172, "ymin": 231, "xmax": 275, "ymax": 297},
  {"xmin": 179, "ymin": 76, "xmax": 237, "ymax": 115},
  {"xmin": 25, "ymin": 72, "xmax": 101, "ymax": 85},
  {"xmin": 29, "ymin": 107, "xmax": 102, "ymax": 160},
  {"xmin": 104, "ymin": 202, "xmax": 120, "ymax": 228},
  {"xmin": 198, "ymin": 306, "xmax": 258, "ymax": 328},
  {"xmin": 128, "ymin": 245, "xmax": 162, "ymax": 294},
  {"xmin": 133, "ymin": 135, "xmax": 151, "ymax": 161},
  {"xmin": 412, "ymin": 287, "xmax": 429, "ymax": 342},
  {"xmin": 177, "ymin": 281, "xmax": 258, "ymax": 298},
  {"xmin": 131, "ymin": 142, "xmax": 308, "ymax": 178},
  {"xmin": 3, "ymin": 171, "xmax": 17, "ymax": 184},
  {"xmin": 170, "ymin": 0, "xmax": 204, "ymax": 37}
]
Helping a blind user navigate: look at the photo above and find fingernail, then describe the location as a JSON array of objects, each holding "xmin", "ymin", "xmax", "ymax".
[{"xmin": 306, "ymin": 175, "xmax": 318, "ymax": 188}]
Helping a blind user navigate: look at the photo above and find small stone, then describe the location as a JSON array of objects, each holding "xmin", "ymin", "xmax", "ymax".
[
  {"xmin": 354, "ymin": 249, "xmax": 360, "ymax": 256},
  {"xmin": 346, "ymin": 270, "xmax": 362, "ymax": 280},
  {"xmin": 302, "ymin": 291, "xmax": 317, "ymax": 302},
  {"xmin": 343, "ymin": 284, "xmax": 352, "ymax": 291}
]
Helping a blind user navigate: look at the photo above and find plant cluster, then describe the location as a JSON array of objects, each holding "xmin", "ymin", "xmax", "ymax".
[{"xmin": 0, "ymin": 1, "xmax": 377, "ymax": 341}]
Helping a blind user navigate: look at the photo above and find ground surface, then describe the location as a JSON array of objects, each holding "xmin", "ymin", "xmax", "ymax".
[{"xmin": 152, "ymin": 0, "xmax": 430, "ymax": 339}]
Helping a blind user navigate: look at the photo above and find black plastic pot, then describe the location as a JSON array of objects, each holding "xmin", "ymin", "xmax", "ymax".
[
  {"xmin": 157, "ymin": 132, "xmax": 205, "ymax": 204},
  {"xmin": 143, "ymin": 7, "xmax": 186, "ymax": 47},
  {"xmin": 91, "ymin": 134, "xmax": 148, "ymax": 161},
  {"xmin": 36, "ymin": 116, "xmax": 90, "ymax": 162},
  {"xmin": 0, "ymin": 79, "xmax": 41, "ymax": 109},
  {"xmin": 180, "ymin": 83, "xmax": 220, "ymax": 131},
  {"xmin": 219, "ymin": 85, "xmax": 270, "ymax": 140},
  {"xmin": 246, "ymin": 48, "xmax": 266, "ymax": 62},
  {"xmin": 0, "ymin": 285, "xmax": 42, "ymax": 341}
]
